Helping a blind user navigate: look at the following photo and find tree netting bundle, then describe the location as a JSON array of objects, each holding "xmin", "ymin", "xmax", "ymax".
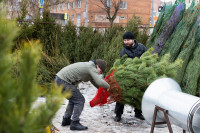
[
  {"xmin": 180, "ymin": 21, "xmax": 200, "ymax": 95},
  {"xmin": 147, "ymin": 3, "xmax": 176, "ymax": 49},
  {"xmin": 152, "ymin": 2, "xmax": 185, "ymax": 55},
  {"xmin": 145, "ymin": 0, "xmax": 200, "ymax": 97},
  {"xmin": 146, "ymin": 0, "xmax": 187, "ymax": 49},
  {"xmin": 159, "ymin": 1, "xmax": 196, "ymax": 57},
  {"xmin": 90, "ymin": 48, "xmax": 182, "ymax": 109},
  {"xmin": 160, "ymin": 3, "xmax": 200, "ymax": 61},
  {"xmin": 181, "ymin": 42, "xmax": 200, "ymax": 95},
  {"xmin": 175, "ymin": 13, "xmax": 200, "ymax": 84}
]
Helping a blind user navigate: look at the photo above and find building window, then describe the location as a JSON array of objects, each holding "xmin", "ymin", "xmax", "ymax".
[
  {"xmin": 77, "ymin": 14, "xmax": 81, "ymax": 27},
  {"xmin": 67, "ymin": 3, "xmax": 70, "ymax": 10},
  {"xmin": 105, "ymin": 0, "xmax": 111, "ymax": 7},
  {"xmin": 120, "ymin": 1, "xmax": 127, "ymax": 9},
  {"xmin": 57, "ymin": 4, "xmax": 60, "ymax": 11},
  {"xmin": 120, "ymin": 16, "xmax": 126, "ymax": 19},
  {"xmin": 72, "ymin": 2, "xmax": 75, "ymax": 9},
  {"xmin": 77, "ymin": 0, "xmax": 81, "ymax": 8},
  {"xmin": 71, "ymin": 15, "xmax": 74, "ymax": 24},
  {"xmin": 62, "ymin": 3, "xmax": 65, "ymax": 10}
]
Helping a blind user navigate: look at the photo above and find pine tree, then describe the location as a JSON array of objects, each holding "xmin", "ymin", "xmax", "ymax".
[
  {"xmin": 37, "ymin": 52, "xmax": 70, "ymax": 86},
  {"xmin": 104, "ymin": 32, "xmax": 124, "ymax": 73},
  {"xmin": 181, "ymin": 39, "xmax": 200, "ymax": 95},
  {"xmin": 0, "ymin": 6, "xmax": 65, "ymax": 133},
  {"xmin": 181, "ymin": 23, "xmax": 200, "ymax": 95},
  {"xmin": 147, "ymin": 0, "xmax": 200, "ymax": 97},
  {"xmin": 31, "ymin": 6, "xmax": 57, "ymax": 56},
  {"xmin": 146, "ymin": 3, "xmax": 176, "ymax": 48},
  {"xmin": 160, "ymin": 3, "xmax": 200, "ymax": 61},
  {"xmin": 152, "ymin": 2, "xmax": 185, "ymax": 55},
  {"xmin": 175, "ymin": 14, "xmax": 200, "ymax": 84},
  {"xmin": 125, "ymin": 13, "xmax": 141, "ymax": 38},
  {"xmin": 107, "ymin": 48, "xmax": 182, "ymax": 109},
  {"xmin": 74, "ymin": 26, "xmax": 101, "ymax": 62},
  {"xmin": 59, "ymin": 21, "xmax": 77, "ymax": 63}
]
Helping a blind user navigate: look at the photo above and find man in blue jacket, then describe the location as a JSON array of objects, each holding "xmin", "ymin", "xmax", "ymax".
[{"xmin": 114, "ymin": 31, "xmax": 147, "ymax": 122}]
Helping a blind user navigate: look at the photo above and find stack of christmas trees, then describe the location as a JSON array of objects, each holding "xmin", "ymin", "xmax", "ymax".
[{"xmin": 149, "ymin": 0, "xmax": 200, "ymax": 96}]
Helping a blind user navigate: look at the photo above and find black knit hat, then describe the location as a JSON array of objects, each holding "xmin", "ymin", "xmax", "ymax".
[
  {"xmin": 96, "ymin": 59, "xmax": 106, "ymax": 72},
  {"xmin": 123, "ymin": 31, "xmax": 135, "ymax": 40}
]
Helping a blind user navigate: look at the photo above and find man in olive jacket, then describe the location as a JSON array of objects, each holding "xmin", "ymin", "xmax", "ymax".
[
  {"xmin": 114, "ymin": 31, "xmax": 147, "ymax": 122},
  {"xmin": 55, "ymin": 59, "xmax": 110, "ymax": 131}
]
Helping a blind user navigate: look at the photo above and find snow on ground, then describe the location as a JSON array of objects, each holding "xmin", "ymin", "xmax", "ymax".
[{"xmin": 51, "ymin": 82, "xmax": 184, "ymax": 133}]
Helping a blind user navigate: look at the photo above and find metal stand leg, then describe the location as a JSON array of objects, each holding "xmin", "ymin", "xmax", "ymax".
[{"xmin": 150, "ymin": 106, "xmax": 173, "ymax": 133}]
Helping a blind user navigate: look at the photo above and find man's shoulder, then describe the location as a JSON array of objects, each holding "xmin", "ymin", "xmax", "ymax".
[
  {"xmin": 138, "ymin": 43, "xmax": 147, "ymax": 51},
  {"xmin": 69, "ymin": 62, "xmax": 92, "ymax": 70},
  {"xmin": 120, "ymin": 47, "xmax": 126, "ymax": 51},
  {"xmin": 120, "ymin": 47, "xmax": 127, "ymax": 57},
  {"xmin": 87, "ymin": 61, "xmax": 97, "ymax": 70},
  {"xmin": 138, "ymin": 43, "xmax": 145, "ymax": 47}
]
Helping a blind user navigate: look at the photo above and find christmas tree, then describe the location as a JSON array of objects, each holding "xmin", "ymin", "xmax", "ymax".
[
  {"xmin": 0, "ymin": 5, "xmax": 66, "ymax": 133},
  {"xmin": 152, "ymin": 2, "xmax": 185, "ymax": 55},
  {"xmin": 175, "ymin": 13, "xmax": 200, "ymax": 84},
  {"xmin": 160, "ymin": 3, "xmax": 200, "ymax": 60},
  {"xmin": 107, "ymin": 48, "xmax": 182, "ymax": 109}
]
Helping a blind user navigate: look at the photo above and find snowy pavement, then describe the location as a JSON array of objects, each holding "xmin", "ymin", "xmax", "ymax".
[{"xmin": 52, "ymin": 82, "xmax": 184, "ymax": 133}]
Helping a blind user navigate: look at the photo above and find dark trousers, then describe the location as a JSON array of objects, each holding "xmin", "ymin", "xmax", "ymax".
[
  {"xmin": 55, "ymin": 76, "xmax": 85, "ymax": 121},
  {"xmin": 114, "ymin": 102, "xmax": 142, "ymax": 115}
]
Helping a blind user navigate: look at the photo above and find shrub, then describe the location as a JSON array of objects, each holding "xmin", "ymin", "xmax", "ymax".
[
  {"xmin": 74, "ymin": 26, "xmax": 102, "ymax": 62},
  {"xmin": 59, "ymin": 21, "xmax": 77, "ymax": 63},
  {"xmin": 37, "ymin": 52, "xmax": 70, "ymax": 86}
]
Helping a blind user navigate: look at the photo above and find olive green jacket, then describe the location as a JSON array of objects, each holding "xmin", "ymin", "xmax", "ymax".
[{"xmin": 56, "ymin": 61, "xmax": 110, "ymax": 89}]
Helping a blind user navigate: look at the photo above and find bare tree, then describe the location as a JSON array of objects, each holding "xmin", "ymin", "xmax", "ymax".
[
  {"xmin": 95, "ymin": 0, "xmax": 122, "ymax": 27},
  {"xmin": 5, "ymin": 0, "xmax": 32, "ymax": 19},
  {"xmin": 28, "ymin": 0, "xmax": 63, "ymax": 19},
  {"xmin": 5, "ymin": 0, "xmax": 64, "ymax": 20}
]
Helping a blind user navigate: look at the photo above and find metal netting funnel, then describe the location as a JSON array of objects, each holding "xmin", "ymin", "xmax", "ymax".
[{"xmin": 142, "ymin": 77, "xmax": 200, "ymax": 133}]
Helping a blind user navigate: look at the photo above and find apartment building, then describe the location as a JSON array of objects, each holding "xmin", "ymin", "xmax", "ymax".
[
  {"xmin": 5, "ymin": 0, "xmax": 200, "ymax": 27},
  {"xmin": 50, "ymin": 0, "xmax": 151, "ymax": 27}
]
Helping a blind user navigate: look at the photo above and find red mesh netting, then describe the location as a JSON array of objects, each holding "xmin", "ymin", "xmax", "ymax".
[{"xmin": 89, "ymin": 69, "xmax": 122, "ymax": 107}]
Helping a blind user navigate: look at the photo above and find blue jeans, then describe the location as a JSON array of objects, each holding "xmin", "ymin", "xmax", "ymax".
[{"xmin": 55, "ymin": 76, "xmax": 85, "ymax": 121}]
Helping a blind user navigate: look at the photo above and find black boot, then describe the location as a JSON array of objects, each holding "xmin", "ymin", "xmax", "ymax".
[
  {"xmin": 70, "ymin": 121, "xmax": 88, "ymax": 130},
  {"xmin": 134, "ymin": 108, "xmax": 145, "ymax": 120},
  {"xmin": 61, "ymin": 116, "xmax": 71, "ymax": 126},
  {"xmin": 114, "ymin": 114, "xmax": 121, "ymax": 122},
  {"xmin": 135, "ymin": 113, "xmax": 145, "ymax": 120}
]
